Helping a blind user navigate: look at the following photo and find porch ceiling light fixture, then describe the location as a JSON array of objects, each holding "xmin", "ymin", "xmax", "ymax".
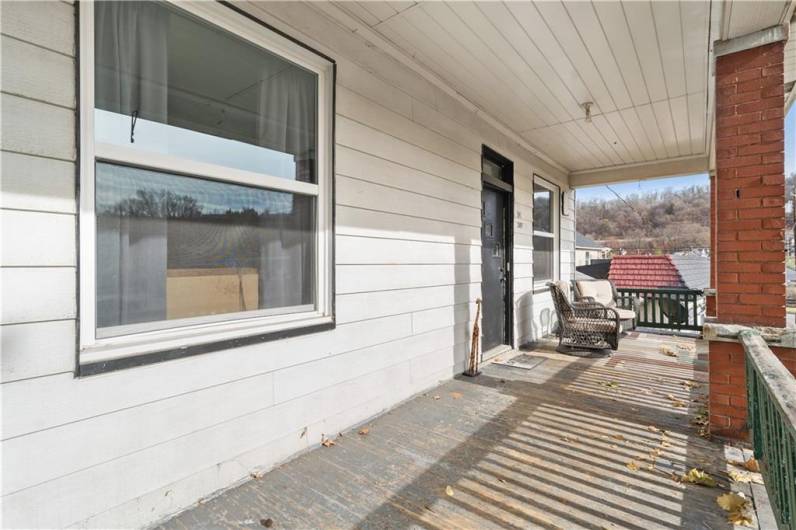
[{"xmin": 581, "ymin": 102, "xmax": 593, "ymax": 123}]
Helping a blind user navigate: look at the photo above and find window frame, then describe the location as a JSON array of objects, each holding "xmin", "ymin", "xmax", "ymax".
[
  {"xmin": 532, "ymin": 175, "xmax": 560, "ymax": 291},
  {"xmin": 78, "ymin": 1, "xmax": 335, "ymax": 369}
]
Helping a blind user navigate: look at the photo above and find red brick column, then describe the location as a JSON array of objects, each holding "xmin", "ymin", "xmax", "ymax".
[
  {"xmin": 709, "ymin": 340, "xmax": 796, "ymax": 438},
  {"xmin": 710, "ymin": 39, "xmax": 787, "ymax": 439},
  {"xmin": 714, "ymin": 41, "xmax": 786, "ymax": 327}
]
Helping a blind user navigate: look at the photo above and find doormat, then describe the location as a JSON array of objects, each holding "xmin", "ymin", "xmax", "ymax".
[{"xmin": 493, "ymin": 354, "xmax": 546, "ymax": 371}]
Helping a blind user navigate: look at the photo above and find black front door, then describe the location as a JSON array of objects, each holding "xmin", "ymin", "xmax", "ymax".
[{"xmin": 481, "ymin": 186, "xmax": 510, "ymax": 352}]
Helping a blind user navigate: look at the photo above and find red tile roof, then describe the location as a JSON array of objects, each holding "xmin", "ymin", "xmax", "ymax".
[{"xmin": 608, "ymin": 255, "xmax": 686, "ymax": 289}]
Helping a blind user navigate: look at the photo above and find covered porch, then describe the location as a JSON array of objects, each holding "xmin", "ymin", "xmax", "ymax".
[{"xmin": 159, "ymin": 332, "xmax": 774, "ymax": 530}]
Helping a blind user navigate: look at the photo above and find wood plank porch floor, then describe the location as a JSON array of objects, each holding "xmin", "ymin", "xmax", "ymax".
[{"xmin": 159, "ymin": 331, "xmax": 771, "ymax": 530}]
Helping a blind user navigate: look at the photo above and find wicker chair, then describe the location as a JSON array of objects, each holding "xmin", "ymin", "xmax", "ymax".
[
  {"xmin": 573, "ymin": 279, "xmax": 639, "ymax": 331},
  {"xmin": 548, "ymin": 281, "xmax": 620, "ymax": 352}
]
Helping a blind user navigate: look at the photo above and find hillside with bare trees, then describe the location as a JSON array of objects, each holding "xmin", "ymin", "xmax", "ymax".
[{"xmin": 576, "ymin": 185, "xmax": 709, "ymax": 253}]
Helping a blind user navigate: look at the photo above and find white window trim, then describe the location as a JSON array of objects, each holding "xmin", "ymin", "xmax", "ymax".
[
  {"xmin": 78, "ymin": 1, "xmax": 335, "ymax": 365},
  {"xmin": 532, "ymin": 175, "xmax": 560, "ymax": 291}
]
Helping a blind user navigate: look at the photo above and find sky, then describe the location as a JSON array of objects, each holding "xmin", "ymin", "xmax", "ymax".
[{"xmin": 576, "ymin": 105, "xmax": 796, "ymax": 204}]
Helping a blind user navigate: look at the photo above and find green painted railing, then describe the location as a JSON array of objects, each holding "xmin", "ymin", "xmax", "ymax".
[
  {"xmin": 741, "ymin": 330, "xmax": 796, "ymax": 530},
  {"xmin": 616, "ymin": 288, "xmax": 703, "ymax": 332}
]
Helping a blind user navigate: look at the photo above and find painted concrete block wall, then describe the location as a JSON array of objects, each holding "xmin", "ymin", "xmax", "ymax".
[{"xmin": 0, "ymin": 2, "xmax": 574, "ymax": 528}]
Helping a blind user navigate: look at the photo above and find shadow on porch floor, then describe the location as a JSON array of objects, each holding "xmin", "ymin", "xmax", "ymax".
[{"xmin": 158, "ymin": 332, "xmax": 770, "ymax": 530}]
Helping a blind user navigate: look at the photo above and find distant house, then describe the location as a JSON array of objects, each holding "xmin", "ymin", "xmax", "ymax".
[{"xmin": 575, "ymin": 232, "xmax": 610, "ymax": 266}]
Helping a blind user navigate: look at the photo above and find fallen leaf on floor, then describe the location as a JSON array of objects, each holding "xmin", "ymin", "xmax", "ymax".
[
  {"xmin": 300, "ymin": 427, "xmax": 307, "ymax": 439},
  {"xmin": 660, "ymin": 346, "xmax": 678, "ymax": 357},
  {"xmin": 260, "ymin": 518, "xmax": 274, "ymax": 528},
  {"xmin": 602, "ymin": 381, "xmax": 620, "ymax": 389},
  {"xmin": 728, "ymin": 470, "xmax": 763, "ymax": 484},
  {"xmin": 445, "ymin": 486, "xmax": 454, "ymax": 497},
  {"xmin": 647, "ymin": 425, "xmax": 661, "ymax": 433},
  {"xmin": 717, "ymin": 492, "xmax": 753, "ymax": 527},
  {"xmin": 666, "ymin": 394, "xmax": 688, "ymax": 408},
  {"xmin": 729, "ymin": 457, "xmax": 760, "ymax": 472},
  {"xmin": 682, "ymin": 468, "xmax": 717, "ymax": 487},
  {"xmin": 321, "ymin": 436, "xmax": 335, "ymax": 448},
  {"xmin": 611, "ymin": 434, "xmax": 626, "ymax": 441},
  {"xmin": 727, "ymin": 511, "xmax": 753, "ymax": 527},
  {"xmin": 717, "ymin": 492, "xmax": 750, "ymax": 512},
  {"xmin": 681, "ymin": 380, "xmax": 700, "ymax": 389},
  {"xmin": 450, "ymin": 392, "xmax": 463, "ymax": 400},
  {"xmin": 497, "ymin": 477, "xmax": 506, "ymax": 483},
  {"xmin": 358, "ymin": 427, "xmax": 370, "ymax": 436},
  {"xmin": 250, "ymin": 471, "xmax": 266, "ymax": 480},
  {"xmin": 432, "ymin": 395, "xmax": 441, "ymax": 400},
  {"xmin": 676, "ymin": 343, "xmax": 696, "ymax": 352},
  {"xmin": 626, "ymin": 461, "xmax": 640, "ymax": 471}
]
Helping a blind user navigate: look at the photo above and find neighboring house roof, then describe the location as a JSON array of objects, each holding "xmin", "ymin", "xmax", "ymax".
[
  {"xmin": 669, "ymin": 255, "xmax": 710, "ymax": 290},
  {"xmin": 575, "ymin": 232, "xmax": 603, "ymax": 249},
  {"xmin": 575, "ymin": 259, "xmax": 612, "ymax": 280},
  {"xmin": 608, "ymin": 255, "xmax": 686, "ymax": 289}
]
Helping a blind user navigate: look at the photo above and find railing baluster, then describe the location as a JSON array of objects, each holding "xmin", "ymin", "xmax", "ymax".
[
  {"xmin": 741, "ymin": 331, "xmax": 796, "ymax": 530},
  {"xmin": 615, "ymin": 287, "xmax": 703, "ymax": 332}
]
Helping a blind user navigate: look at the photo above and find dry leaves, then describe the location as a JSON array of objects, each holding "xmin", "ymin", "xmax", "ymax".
[
  {"xmin": 250, "ymin": 470, "xmax": 266, "ymax": 480},
  {"xmin": 432, "ymin": 395, "xmax": 441, "ymax": 401},
  {"xmin": 666, "ymin": 394, "xmax": 688, "ymax": 408},
  {"xmin": 729, "ymin": 457, "xmax": 760, "ymax": 472},
  {"xmin": 260, "ymin": 518, "xmax": 274, "ymax": 528},
  {"xmin": 681, "ymin": 468, "xmax": 717, "ymax": 487},
  {"xmin": 602, "ymin": 381, "xmax": 620, "ymax": 389},
  {"xmin": 445, "ymin": 486, "xmax": 454, "ymax": 497},
  {"xmin": 321, "ymin": 436, "xmax": 336, "ymax": 448},
  {"xmin": 358, "ymin": 427, "xmax": 370, "ymax": 436},
  {"xmin": 716, "ymin": 492, "xmax": 753, "ymax": 527},
  {"xmin": 647, "ymin": 425, "xmax": 661, "ymax": 433},
  {"xmin": 611, "ymin": 434, "xmax": 626, "ymax": 442},
  {"xmin": 626, "ymin": 461, "xmax": 640, "ymax": 472},
  {"xmin": 661, "ymin": 346, "xmax": 678, "ymax": 357},
  {"xmin": 728, "ymin": 470, "xmax": 764, "ymax": 484},
  {"xmin": 450, "ymin": 392, "xmax": 463, "ymax": 400}
]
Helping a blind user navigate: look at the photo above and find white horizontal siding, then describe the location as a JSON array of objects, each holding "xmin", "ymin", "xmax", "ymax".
[
  {"xmin": 1, "ymin": 210, "xmax": 75, "ymax": 267},
  {"xmin": 0, "ymin": 1, "xmax": 575, "ymax": 528},
  {"xmin": 0, "ymin": 320, "xmax": 75, "ymax": 383},
  {"xmin": 0, "ymin": 152, "xmax": 76, "ymax": 214}
]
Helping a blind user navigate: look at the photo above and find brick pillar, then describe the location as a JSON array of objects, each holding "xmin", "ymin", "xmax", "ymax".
[
  {"xmin": 709, "ymin": 340, "xmax": 796, "ymax": 438},
  {"xmin": 714, "ymin": 41, "xmax": 786, "ymax": 327}
]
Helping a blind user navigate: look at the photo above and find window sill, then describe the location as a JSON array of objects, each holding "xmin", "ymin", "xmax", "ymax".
[{"xmin": 79, "ymin": 313, "xmax": 334, "ymax": 376}]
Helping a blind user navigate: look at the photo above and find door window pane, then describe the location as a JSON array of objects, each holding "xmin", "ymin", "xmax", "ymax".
[
  {"xmin": 482, "ymin": 158, "xmax": 503, "ymax": 181},
  {"xmin": 96, "ymin": 163, "xmax": 315, "ymax": 334},
  {"xmin": 94, "ymin": 1, "xmax": 317, "ymax": 182},
  {"xmin": 533, "ymin": 183, "xmax": 552, "ymax": 233},
  {"xmin": 533, "ymin": 236, "xmax": 554, "ymax": 282}
]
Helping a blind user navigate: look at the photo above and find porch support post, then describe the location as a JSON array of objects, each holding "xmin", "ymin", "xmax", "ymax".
[
  {"xmin": 713, "ymin": 38, "xmax": 786, "ymax": 328},
  {"xmin": 709, "ymin": 32, "xmax": 788, "ymax": 439}
]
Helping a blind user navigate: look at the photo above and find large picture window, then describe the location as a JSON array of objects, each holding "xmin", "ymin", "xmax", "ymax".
[
  {"xmin": 533, "ymin": 176, "xmax": 559, "ymax": 287},
  {"xmin": 79, "ymin": 1, "xmax": 334, "ymax": 365}
]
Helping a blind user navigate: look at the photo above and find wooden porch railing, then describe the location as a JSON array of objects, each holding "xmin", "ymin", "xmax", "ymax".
[
  {"xmin": 616, "ymin": 288, "xmax": 703, "ymax": 332},
  {"xmin": 740, "ymin": 330, "xmax": 796, "ymax": 530}
]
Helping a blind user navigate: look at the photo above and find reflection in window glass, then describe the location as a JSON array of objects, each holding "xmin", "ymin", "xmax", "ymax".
[
  {"xmin": 94, "ymin": 1, "xmax": 317, "ymax": 182},
  {"xmin": 533, "ymin": 183, "xmax": 552, "ymax": 233},
  {"xmin": 533, "ymin": 235, "xmax": 554, "ymax": 282},
  {"xmin": 96, "ymin": 163, "xmax": 315, "ymax": 333},
  {"xmin": 482, "ymin": 158, "xmax": 503, "ymax": 181}
]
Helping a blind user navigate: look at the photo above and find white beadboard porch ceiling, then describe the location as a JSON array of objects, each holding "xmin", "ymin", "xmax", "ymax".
[{"xmin": 328, "ymin": 0, "xmax": 793, "ymax": 179}]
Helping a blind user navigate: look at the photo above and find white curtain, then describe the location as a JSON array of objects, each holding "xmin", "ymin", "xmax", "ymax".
[
  {"xmin": 257, "ymin": 67, "xmax": 316, "ymax": 309},
  {"xmin": 95, "ymin": 2, "xmax": 170, "ymax": 328},
  {"xmin": 94, "ymin": 1, "xmax": 169, "ymax": 122}
]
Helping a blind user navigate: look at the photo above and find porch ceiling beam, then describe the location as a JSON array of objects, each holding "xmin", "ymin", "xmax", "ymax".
[
  {"xmin": 714, "ymin": 24, "xmax": 789, "ymax": 57},
  {"xmin": 568, "ymin": 155, "xmax": 709, "ymax": 188}
]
